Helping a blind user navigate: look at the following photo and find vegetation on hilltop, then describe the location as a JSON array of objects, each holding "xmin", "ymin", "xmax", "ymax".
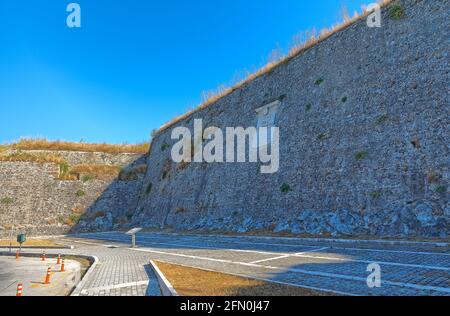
[
  {"xmin": 0, "ymin": 152, "xmax": 65, "ymax": 164},
  {"xmin": 7, "ymin": 138, "xmax": 150, "ymax": 154}
]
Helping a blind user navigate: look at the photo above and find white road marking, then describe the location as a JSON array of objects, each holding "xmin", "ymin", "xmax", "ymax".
[
  {"xmin": 64, "ymin": 235, "xmax": 450, "ymax": 295},
  {"xmin": 80, "ymin": 280, "xmax": 149, "ymax": 294},
  {"xmin": 293, "ymin": 253, "xmax": 450, "ymax": 271},
  {"xmin": 75, "ymin": 235, "xmax": 450, "ymax": 271},
  {"xmin": 130, "ymin": 247, "xmax": 450, "ymax": 294},
  {"xmin": 95, "ymin": 232, "xmax": 450, "ymax": 257},
  {"xmin": 249, "ymin": 255, "xmax": 291, "ymax": 264},
  {"xmin": 251, "ymin": 247, "xmax": 331, "ymax": 264}
]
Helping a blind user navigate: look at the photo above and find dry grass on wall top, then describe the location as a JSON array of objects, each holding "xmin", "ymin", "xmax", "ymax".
[
  {"xmin": 9, "ymin": 138, "xmax": 150, "ymax": 154},
  {"xmin": 155, "ymin": 0, "xmax": 396, "ymax": 136},
  {"xmin": 0, "ymin": 149, "xmax": 144, "ymax": 181},
  {"xmin": 0, "ymin": 152, "xmax": 65, "ymax": 164}
]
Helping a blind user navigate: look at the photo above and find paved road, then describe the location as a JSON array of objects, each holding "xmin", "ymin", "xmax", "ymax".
[{"xmin": 64, "ymin": 232, "xmax": 450, "ymax": 296}]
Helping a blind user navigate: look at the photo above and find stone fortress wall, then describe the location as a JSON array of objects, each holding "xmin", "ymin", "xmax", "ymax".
[
  {"xmin": 0, "ymin": 149, "xmax": 145, "ymax": 238},
  {"xmin": 0, "ymin": 0, "xmax": 448, "ymax": 239},
  {"xmin": 132, "ymin": 0, "xmax": 449, "ymax": 238}
]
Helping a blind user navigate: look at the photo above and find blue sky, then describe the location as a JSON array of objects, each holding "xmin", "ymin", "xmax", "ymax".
[{"xmin": 0, "ymin": 0, "xmax": 369, "ymax": 144}]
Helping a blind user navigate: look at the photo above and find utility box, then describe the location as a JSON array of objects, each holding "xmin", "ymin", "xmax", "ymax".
[{"xmin": 17, "ymin": 234, "xmax": 26, "ymax": 244}]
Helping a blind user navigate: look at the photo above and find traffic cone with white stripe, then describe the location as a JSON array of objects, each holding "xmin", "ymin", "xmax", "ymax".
[
  {"xmin": 41, "ymin": 251, "xmax": 46, "ymax": 261},
  {"xmin": 16, "ymin": 283, "xmax": 23, "ymax": 297},
  {"xmin": 44, "ymin": 267, "xmax": 51, "ymax": 284},
  {"xmin": 15, "ymin": 250, "xmax": 20, "ymax": 259},
  {"xmin": 56, "ymin": 254, "xmax": 61, "ymax": 265},
  {"xmin": 60, "ymin": 258, "xmax": 65, "ymax": 272}
]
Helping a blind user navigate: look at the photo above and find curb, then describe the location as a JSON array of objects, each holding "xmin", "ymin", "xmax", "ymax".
[
  {"xmin": 146, "ymin": 231, "xmax": 449, "ymax": 248},
  {"xmin": 69, "ymin": 230, "xmax": 450, "ymax": 247},
  {"xmin": 0, "ymin": 246, "xmax": 74, "ymax": 250},
  {"xmin": 149, "ymin": 260, "xmax": 178, "ymax": 296},
  {"xmin": 70, "ymin": 255, "xmax": 99, "ymax": 296},
  {"xmin": 0, "ymin": 251, "xmax": 97, "ymax": 297}
]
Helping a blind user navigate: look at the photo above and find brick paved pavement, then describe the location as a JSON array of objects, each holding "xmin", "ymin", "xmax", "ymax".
[{"xmin": 65, "ymin": 232, "xmax": 449, "ymax": 296}]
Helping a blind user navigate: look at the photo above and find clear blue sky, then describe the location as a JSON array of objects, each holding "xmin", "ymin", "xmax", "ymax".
[{"xmin": 0, "ymin": 0, "xmax": 369, "ymax": 144}]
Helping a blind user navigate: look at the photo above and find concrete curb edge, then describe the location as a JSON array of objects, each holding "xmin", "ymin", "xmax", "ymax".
[
  {"xmin": 70, "ymin": 255, "xmax": 99, "ymax": 296},
  {"xmin": 149, "ymin": 260, "xmax": 179, "ymax": 296}
]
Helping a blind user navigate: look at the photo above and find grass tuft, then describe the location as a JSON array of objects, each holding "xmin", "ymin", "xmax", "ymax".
[
  {"xmin": 145, "ymin": 183, "xmax": 153, "ymax": 195},
  {"xmin": 316, "ymin": 133, "xmax": 329, "ymax": 141},
  {"xmin": 435, "ymin": 185, "xmax": 447, "ymax": 194},
  {"xmin": 161, "ymin": 144, "xmax": 170, "ymax": 152},
  {"xmin": 0, "ymin": 197, "xmax": 14, "ymax": 204},
  {"xmin": 389, "ymin": 3, "xmax": 405, "ymax": 20},
  {"xmin": 355, "ymin": 151, "xmax": 369, "ymax": 161},
  {"xmin": 66, "ymin": 214, "xmax": 81, "ymax": 226},
  {"xmin": 82, "ymin": 174, "xmax": 95, "ymax": 182},
  {"xmin": 376, "ymin": 114, "xmax": 389, "ymax": 125},
  {"xmin": 281, "ymin": 183, "xmax": 292, "ymax": 194},
  {"xmin": 370, "ymin": 190, "xmax": 382, "ymax": 199}
]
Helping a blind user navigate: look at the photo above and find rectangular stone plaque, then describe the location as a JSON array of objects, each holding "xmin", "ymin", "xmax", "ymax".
[{"xmin": 253, "ymin": 100, "xmax": 280, "ymax": 148}]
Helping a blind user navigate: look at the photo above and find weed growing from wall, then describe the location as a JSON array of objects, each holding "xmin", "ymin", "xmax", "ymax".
[
  {"xmin": 281, "ymin": 183, "xmax": 292, "ymax": 194},
  {"xmin": 389, "ymin": 3, "xmax": 405, "ymax": 20},
  {"xmin": 355, "ymin": 151, "xmax": 369, "ymax": 161}
]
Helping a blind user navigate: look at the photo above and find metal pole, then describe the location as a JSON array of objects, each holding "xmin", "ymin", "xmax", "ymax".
[{"xmin": 9, "ymin": 209, "xmax": 16, "ymax": 253}]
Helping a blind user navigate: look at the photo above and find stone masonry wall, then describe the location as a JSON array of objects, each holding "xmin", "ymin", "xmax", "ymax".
[
  {"xmin": 133, "ymin": 0, "xmax": 449, "ymax": 238},
  {"xmin": 0, "ymin": 151, "xmax": 145, "ymax": 237}
]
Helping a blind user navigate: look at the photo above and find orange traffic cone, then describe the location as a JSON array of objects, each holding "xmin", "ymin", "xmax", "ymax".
[
  {"xmin": 56, "ymin": 254, "xmax": 61, "ymax": 265},
  {"xmin": 16, "ymin": 283, "xmax": 23, "ymax": 297},
  {"xmin": 41, "ymin": 251, "xmax": 46, "ymax": 261},
  {"xmin": 60, "ymin": 258, "xmax": 65, "ymax": 272},
  {"xmin": 16, "ymin": 250, "xmax": 20, "ymax": 259},
  {"xmin": 44, "ymin": 267, "xmax": 51, "ymax": 284}
]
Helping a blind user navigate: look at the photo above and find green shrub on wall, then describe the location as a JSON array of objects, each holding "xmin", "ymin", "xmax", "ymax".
[
  {"xmin": 82, "ymin": 174, "xmax": 95, "ymax": 182},
  {"xmin": 145, "ymin": 183, "xmax": 153, "ymax": 194},
  {"xmin": 355, "ymin": 151, "xmax": 369, "ymax": 161},
  {"xmin": 389, "ymin": 3, "xmax": 405, "ymax": 20},
  {"xmin": 435, "ymin": 185, "xmax": 447, "ymax": 194},
  {"xmin": 0, "ymin": 197, "xmax": 14, "ymax": 204},
  {"xmin": 280, "ymin": 183, "xmax": 292, "ymax": 194},
  {"xmin": 315, "ymin": 78, "xmax": 324, "ymax": 85}
]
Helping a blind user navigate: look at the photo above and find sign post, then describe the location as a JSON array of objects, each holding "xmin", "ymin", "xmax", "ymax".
[{"xmin": 125, "ymin": 228, "xmax": 142, "ymax": 248}]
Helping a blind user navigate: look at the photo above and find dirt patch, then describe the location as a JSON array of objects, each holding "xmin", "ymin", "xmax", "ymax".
[{"xmin": 155, "ymin": 261, "xmax": 335, "ymax": 296}]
